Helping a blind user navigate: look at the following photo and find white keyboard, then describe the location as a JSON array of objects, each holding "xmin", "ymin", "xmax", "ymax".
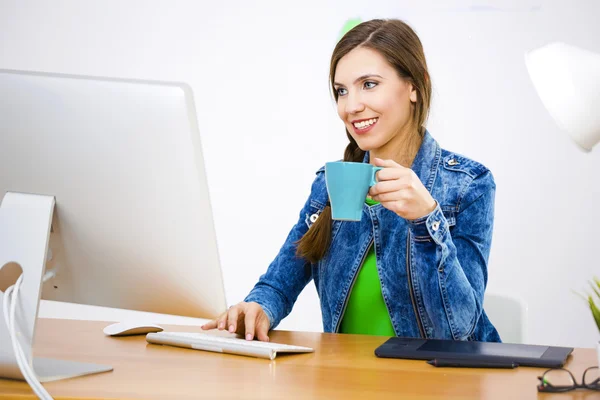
[{"xmin": 146, "ymin": 331, "xmax": 314, "ymax": 360}]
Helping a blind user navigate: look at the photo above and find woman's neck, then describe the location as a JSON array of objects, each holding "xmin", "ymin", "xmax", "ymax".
[{"xmin": 370, "ymin": 126, "xmax": 423, "ymax": 168}]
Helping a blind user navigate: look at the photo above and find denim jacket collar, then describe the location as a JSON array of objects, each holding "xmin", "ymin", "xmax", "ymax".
[{"xmin": 362, "ymin": 129, "xmax": 441, "ymax": 192}]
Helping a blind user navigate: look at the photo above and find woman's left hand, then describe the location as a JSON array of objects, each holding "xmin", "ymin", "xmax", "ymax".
[{"xmin": 369, "ymin": 158, "xmax": 437, "ymax": 220}]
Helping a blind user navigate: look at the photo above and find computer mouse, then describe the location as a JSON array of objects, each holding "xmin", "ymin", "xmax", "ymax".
[{"xmin": 103, "ymin": 321, "xmax": 164, "ymax": 336}]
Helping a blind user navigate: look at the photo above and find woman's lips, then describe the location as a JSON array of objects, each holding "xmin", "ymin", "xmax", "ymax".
[{"xmin": 351, "ymin": 119, "xmax": 378, "ymax": 135}]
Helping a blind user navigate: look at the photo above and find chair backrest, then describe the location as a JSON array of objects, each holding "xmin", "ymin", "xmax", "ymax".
[{"xmin": 483, "ymin": 293, "xmax": 528, "ymax": 344}]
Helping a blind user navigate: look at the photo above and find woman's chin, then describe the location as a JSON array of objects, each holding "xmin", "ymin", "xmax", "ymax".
[{"xmin": 354, "ymin": 138, "xmax": 380, "ymax": 153}]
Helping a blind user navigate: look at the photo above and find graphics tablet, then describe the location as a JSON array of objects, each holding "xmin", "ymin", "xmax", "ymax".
[{"xmin": 374, "ymin": 337, "xmax": 573, "ymax": 368}]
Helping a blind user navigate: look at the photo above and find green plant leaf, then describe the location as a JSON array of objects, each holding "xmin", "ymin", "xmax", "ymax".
[
  {"xmin": 573, "ymin": 288, "xmax": 588, "ymax": 302},
  {"xmin": 594, "ymin": 277, "xmax": 600, "ymax": 293},
  {"xmin": 588, "ymin": 295, "xmax": 600, "ymax": 333},
  {"xmin": 589, "ymin": 280, "xmax": 600, "ymax": 300}
]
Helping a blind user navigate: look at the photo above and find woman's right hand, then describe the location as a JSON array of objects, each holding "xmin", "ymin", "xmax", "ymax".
[{"xmin": 201, "ymin": 301, "xmax": 270, "ymax": 342}]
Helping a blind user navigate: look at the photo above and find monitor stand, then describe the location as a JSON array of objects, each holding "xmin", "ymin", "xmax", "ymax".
[{"xmin": 0, "ymin": 192, "xmax": 112, "ymax": 382}]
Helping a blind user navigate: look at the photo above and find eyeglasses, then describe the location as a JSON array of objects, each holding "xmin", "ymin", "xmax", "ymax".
[{"xmin": 537, "ymin": 366, "xmax": 600, "ymax": 392}]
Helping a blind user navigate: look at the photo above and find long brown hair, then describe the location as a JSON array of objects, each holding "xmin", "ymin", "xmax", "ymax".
[{"xmin": 296, "ymin": 19, "xmax": 432, "ymax": 263}]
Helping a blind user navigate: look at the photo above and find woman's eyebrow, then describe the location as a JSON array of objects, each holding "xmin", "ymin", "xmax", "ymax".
[{"xmin": 333, "ymin": 74, "xmax": 384, "ymax": 87}]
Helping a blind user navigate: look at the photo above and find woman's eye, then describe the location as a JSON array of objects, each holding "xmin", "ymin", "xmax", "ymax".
[
  {"xmin": 364, "ymin": 81, "xmax": 378, "ymax": 89},
  {"xmin": 336, "ymin": 87, "xmax": 348, "ymax": 96}
]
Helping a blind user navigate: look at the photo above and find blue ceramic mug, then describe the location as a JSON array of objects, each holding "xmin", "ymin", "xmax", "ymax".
[{"xmin": 325, "ymin": 161, "xmax": 383, "ymax": 221}]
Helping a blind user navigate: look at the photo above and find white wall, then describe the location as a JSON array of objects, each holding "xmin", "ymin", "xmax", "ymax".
[{"xmin": 1, "ymin": 0, "xmax": 599, "ymax": 347}]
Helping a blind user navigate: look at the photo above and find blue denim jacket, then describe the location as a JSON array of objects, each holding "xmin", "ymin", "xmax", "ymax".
[{"xmin": 245, "ymin": 130, "xmax": 501, "ymax": 342}]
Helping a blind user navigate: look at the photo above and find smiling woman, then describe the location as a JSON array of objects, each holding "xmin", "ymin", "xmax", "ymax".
[
  {"xmin": 202, "ymin": 19, "xmax": 501, "ymax": 344},
  {"xmin": 333, "ymin": 47, "xmax": 423, "ymax": 162}
]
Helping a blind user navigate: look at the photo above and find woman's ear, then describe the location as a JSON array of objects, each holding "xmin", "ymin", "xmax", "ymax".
[{"xmin": 409, "ymin": 84, "xmax": 417, "ymax": 103}]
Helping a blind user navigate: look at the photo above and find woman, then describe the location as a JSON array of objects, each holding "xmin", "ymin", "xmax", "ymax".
[{"xmin": 202, "ymin": 18, "xmax": 500, "ymax": 343}]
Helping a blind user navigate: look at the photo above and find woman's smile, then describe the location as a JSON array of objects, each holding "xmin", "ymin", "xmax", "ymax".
[{"xmin": 350, "ymin": 117, "xmax": 379, "ymax": 135}]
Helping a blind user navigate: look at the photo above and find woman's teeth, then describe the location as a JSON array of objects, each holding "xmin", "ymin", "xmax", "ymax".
[{"xmin": 353, "ymin": 118, "xmax": 378, "ymax": 129}]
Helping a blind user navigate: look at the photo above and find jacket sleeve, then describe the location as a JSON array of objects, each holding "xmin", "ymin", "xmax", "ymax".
[
  {"xmin": 407, "ymin": 170, "xmax": 495, "ymax": 340},
  {"xmin": 243, "ymin": 174, "xmax": 324, "ymax": 330}
]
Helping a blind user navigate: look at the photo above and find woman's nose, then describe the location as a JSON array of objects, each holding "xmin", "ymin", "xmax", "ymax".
[{"xmin": 345, "ymin": 92, "xmax": 365, "ymax": 114}]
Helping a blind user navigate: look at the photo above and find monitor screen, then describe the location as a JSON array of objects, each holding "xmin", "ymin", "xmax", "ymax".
[{"xmin": 0, "ymin": 69, "xmax": 227, "ymax": 320}]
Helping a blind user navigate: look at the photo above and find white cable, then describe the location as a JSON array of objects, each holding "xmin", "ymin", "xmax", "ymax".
[
  {"xmin": 3, "ymin": 275, "xmax": 53, "ymax": 399},
  {"xmin": 10, "ymin": 276, "xmax": 52, "ymax": 399},
  {"xmin": 5, "ymin": 277, "xmax": 50, "ymax": 399},
  {"xmin": 4, "ymin": 277, "xmax": 48, "ymax": 399},
  {"xmin": 3, "ymin": 282, "xmax": 40, "ymax": 395}
]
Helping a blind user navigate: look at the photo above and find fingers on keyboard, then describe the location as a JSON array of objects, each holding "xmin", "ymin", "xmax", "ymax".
[
  {"xmin": 216, "ymin": 309, "xmax": 230, "ymax": 330},
  {"xmin": 227, "ymin": 307, "xmax": 240, "ymax": 333},
  {"xmin": 244, "ymin": 309, "xmax": 258, "ymax": 341},
  {"xmin": 201, "ymin": 320, "xmax": 217, "ymax": 330},
  {"xmin": 256, "ymin": 315, "xmax": 270, "ymax": 342}
]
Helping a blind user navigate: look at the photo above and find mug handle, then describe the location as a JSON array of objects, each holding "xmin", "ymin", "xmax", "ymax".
[{"xmin": 370, "ymin": 167, "xmax": 383, "ymax": 187}]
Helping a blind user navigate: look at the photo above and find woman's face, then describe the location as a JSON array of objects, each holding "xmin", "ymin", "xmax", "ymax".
[{"xmin": 333, "ymin": 46, "xmax": 417, "ymax": 152}]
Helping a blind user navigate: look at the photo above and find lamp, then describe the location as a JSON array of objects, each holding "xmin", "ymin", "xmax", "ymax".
[
  {"xmin": 525, "ymin": 42, "xmax": 600, "ymax": 151},
  {"xmin": 526, "ymin": 41, "xmax": 600, "ymax": 368}
]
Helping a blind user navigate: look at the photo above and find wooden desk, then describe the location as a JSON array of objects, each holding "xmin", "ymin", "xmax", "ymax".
[{"xmin": 0, "ymin": 318, "xmax": 597, "ymax": 400}]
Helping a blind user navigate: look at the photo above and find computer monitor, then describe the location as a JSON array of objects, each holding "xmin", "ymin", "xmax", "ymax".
[{"xmin": 0, "ymin": 69, "xmax": 227, "ymax": 381}]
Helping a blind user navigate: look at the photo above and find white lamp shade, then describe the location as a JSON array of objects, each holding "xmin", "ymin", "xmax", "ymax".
[{"xmin": 525, "ymin": 42, "xmax": 600, "ymax": 151}]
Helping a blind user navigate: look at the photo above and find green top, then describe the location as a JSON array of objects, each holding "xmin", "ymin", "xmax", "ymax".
[{"xmin": 338, "ymin": 198, "xmax": 396, "ymax": 336}]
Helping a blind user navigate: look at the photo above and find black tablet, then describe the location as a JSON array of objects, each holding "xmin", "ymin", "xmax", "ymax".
[{"xmin": 374, "ymin": 337, "xmax": 574, "ymax": 368}]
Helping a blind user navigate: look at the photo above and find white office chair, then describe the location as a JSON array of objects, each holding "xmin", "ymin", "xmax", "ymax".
[{"xmin": 483, "ymin": 293, "xmax": 528, "ymax": 344}]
